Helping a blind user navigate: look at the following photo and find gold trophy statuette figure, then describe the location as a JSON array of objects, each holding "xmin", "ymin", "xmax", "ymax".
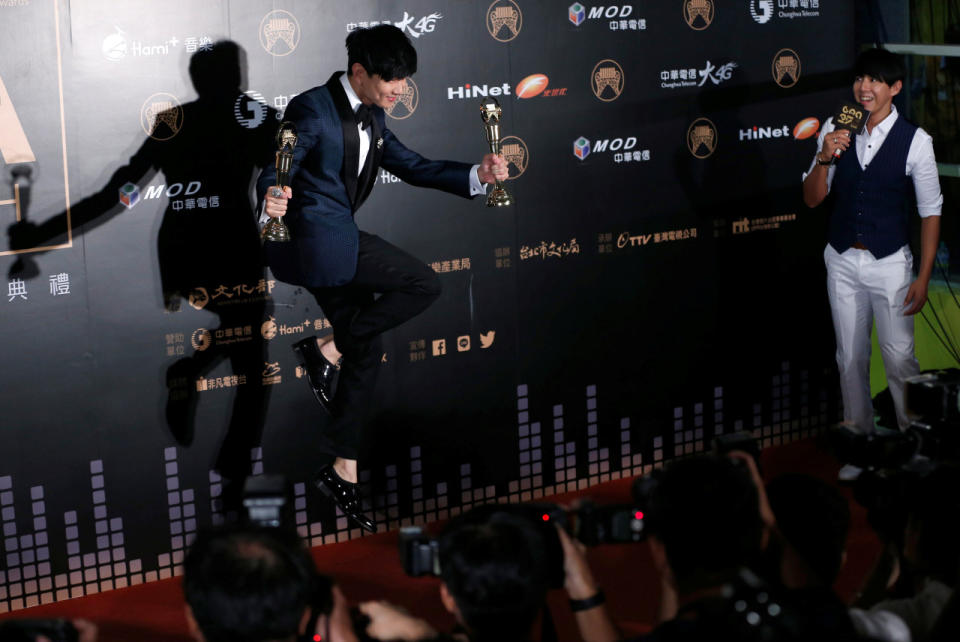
[
  {"xmin": 480, "ymin": 99, "xmax": 512, "ymax": 207},
  {"xmin": 262, "ymin": 121, "xmax": 298, "ymax": 242}
]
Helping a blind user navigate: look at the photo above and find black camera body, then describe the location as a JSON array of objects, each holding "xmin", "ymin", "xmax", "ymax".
[
  {"xmin": 398, "ymin": 525, "xmax": 441, "ymax": 577},
  {"xmin": 398, "ymin": 500, "xmax": 651, "ymax": 583}
]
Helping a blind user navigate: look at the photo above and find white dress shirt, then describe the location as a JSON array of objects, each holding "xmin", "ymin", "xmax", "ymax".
[
  {"xmin": 259, "ymin": 74, "xmax": 486, "ymax": 226},
  {"xmin": 802, "ymin": 105, "xmax": 943, "ymax": 217}
]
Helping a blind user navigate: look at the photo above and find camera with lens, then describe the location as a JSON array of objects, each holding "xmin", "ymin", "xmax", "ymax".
[
  {"xmin": 830, "ymin": 370, "xmax": 960, "ymax": 540},
  {"xmin": 831, "ymin": 369, "xmax": 960, "ymax": 471},
  {"xmin": 398, "ymin": 500, "xmax": 651, "ymax": 581}
]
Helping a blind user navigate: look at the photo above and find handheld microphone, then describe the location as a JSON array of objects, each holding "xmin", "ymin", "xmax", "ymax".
[{"xmin": 830, "ymin": 101, "xmax": 867, "ymax": 160}]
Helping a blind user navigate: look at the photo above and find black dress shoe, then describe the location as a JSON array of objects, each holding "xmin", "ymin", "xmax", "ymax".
[
  {"xmin": 314, "ymin": 465, "xmax": 377, "ymax": 533},
  {"xmin": 292, "ymin": 337, "xmax": 339, "ymax": 415}
]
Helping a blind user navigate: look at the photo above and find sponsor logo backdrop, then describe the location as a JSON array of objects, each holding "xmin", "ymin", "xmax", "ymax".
[{"xmin": 0, "ymin": 0, "xmax": 853, "ymax": 611}]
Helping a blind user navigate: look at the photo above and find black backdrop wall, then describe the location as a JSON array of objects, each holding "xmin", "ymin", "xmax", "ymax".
[{"xmin": 0, "ymin": 0, "xmax": 852, "ymax": 612}]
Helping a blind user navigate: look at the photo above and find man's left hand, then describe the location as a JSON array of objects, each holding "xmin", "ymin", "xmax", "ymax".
[
  {"xmin": 903, "ymin": 279, "xmax": 929, "ymax": 315},
  {"xmin": 478, "ymin": 154, "xmax": 509, "ymax": 184}
]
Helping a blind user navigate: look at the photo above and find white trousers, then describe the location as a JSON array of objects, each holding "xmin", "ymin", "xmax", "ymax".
[{"xmin": 824, "ymin": 244, "xmax": 919, "ymax": 432}]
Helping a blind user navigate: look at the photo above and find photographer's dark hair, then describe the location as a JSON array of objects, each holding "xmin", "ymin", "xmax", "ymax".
[
  {"xmin": 649, "ymin": 455, "xmax": 764, "ymax": 593},
  {"xmin": 766, "ymin": 473, "xmax": 850, "ymax": 586},
  {"xmin": 853, "ymin": 47, "xmax": 906, "ymax": 86},
  {"xmin": 183, "ymin": 525, "xmax": 330, "ymax": 642},
  {"xmin": 346, "ymin": 24, "xmax": 417, "ymax": 80},
  {"xmin": 438, "ymin": 511, "xmax": 550, "ymax": 641}
]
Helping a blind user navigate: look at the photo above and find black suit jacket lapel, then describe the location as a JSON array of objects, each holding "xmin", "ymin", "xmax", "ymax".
[
  {"xmin": 325, "ymin": 72, "xmax": 361, "ymax": 209},
  {"xmin": 355, "ymin": 114, "xmax": 385, "ymax": 210}
]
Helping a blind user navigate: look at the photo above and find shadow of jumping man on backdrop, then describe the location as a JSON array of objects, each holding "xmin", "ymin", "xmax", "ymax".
[{"xmin": 8, "ymin": 41, "xmax": 277, "ymax": 510}]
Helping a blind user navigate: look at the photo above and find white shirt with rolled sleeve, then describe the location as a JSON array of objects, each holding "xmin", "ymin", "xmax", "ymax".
[
  {"xmin": 804, "ymin": 104, "xmax": 943, "ymax": 433},
  {"xmin": 802, "ymin": 105, "xmax": 942, "ymax": 217}
]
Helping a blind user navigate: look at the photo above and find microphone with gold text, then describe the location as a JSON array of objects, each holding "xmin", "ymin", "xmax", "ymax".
[{"xmin": 831, "ymin": 101, "xmax": 867, "ymax": 161}]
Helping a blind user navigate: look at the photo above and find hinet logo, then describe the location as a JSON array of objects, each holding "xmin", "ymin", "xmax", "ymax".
[
  {"xmin": 739, "ymin": 125, "xmax": 790, "ymax": 141},
  {"xmin": 447, "ymin": 83, "xmax": 511, "ymax": 100}
]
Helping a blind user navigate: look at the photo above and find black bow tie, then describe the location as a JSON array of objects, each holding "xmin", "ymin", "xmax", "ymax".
[{"xmin": 355, "ymin": 104, "xmax": 373, "ymax": 130}]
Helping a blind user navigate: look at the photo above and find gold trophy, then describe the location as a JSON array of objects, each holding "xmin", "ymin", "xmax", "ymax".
[
  {"xmin": 480, "ymin": 99, "xmax": 512, "ymax": 207},
  {"xmin": 262, "ymin": 121, "xmax": 297, "ymax": 242}
]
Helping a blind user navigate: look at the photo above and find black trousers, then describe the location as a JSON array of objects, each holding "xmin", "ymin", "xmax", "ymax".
[{"xmin": 308, "ymin": 231, "xmax": 441, "ymax": 459}]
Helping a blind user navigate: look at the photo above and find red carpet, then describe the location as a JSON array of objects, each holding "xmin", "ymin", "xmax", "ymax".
[{"xmin": 0, "ymin": 438, "xmax": 880, "ymax": 641}]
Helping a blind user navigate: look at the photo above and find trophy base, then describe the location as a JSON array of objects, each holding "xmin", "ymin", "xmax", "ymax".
[
  {"xmin": 486, "ymin": 188, "xmax": 512, "ymax": 208},
  {"xmin": 261, "ymin": 219, "xmax": 291, "ymax": 242}
]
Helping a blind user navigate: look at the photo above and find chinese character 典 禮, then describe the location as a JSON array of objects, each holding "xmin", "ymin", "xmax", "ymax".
[{"xmin": 48, "ymin": 273, "xmax": 70, "ymax": 296}]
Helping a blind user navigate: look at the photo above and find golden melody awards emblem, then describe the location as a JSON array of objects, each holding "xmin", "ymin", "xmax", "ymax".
[
  {"xmin": 260, "ymin": 9, "xmax": 300, "ymax": 56},
  {"xmin": 385, "ymin": 78, "xmax": 419, "ymax": 120},
  {"xmin": 141, "ymin": 93, "xmax": 183, "ymax": 141},
  {"xmin": 591, "ymin": 59, "xmax": 624, "ymax": 102},
  {"xmin": 772, "ymin": 49, "xmax": 801, "ymax": 88},
  {"xmin": 687, "ymin": 117, "xmax": 717, "ymax": 159},
  {"xmin": 487, "ymin": 0, "xmax": 522, "ymax": 42},
  {"xmin": 683, "ymin": 0, "xmax": 715, "ymax": 31}
]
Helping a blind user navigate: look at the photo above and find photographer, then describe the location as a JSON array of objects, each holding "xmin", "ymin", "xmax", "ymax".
[
  {"xmin": 183, "ymin": 524, "xmax": 358, "ymax": 642},
  {"xmin": 765, "ymin": 474, "xmax": 887, "ymax": 640},
  {"xmin": 853, "ymin": 464, "xmax": 960, "ymax": 642},
  {"xmin": 359, "ymin": 506, "xmax": 595, "ymax": 641},
  {"xmin": 550, "ymin": 454, "xmax": 772, "ymax": 641}
]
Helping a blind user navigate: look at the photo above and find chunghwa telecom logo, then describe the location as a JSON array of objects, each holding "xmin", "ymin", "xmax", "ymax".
[
  {"xmin": 591, "ymin": 60, "xmax": 624, "ymax": 102},
  {"xmin": 749, "ymin": 1, "xmax": 774, "ymax": 24},
  {"xmin": 141, "ymin": 93, "xmax": 183, "ymax": 141},
  {"xmin": 191, "ymin": 328, "xmax": 212, "ymax": 352},
  {"xmin": 486, "ymin": 0, "xmax": 522, "ymax": 42},
  {"xmin": 260, "ymin": 10, "xmax": 300, "ymax": 56},
  {"xmin": 385, "ymin": 78, "xmax": 419, "ymax": 119},
  {"xmin": 233, "ymin": 91, "xmax": 268, "ymax": 129}
]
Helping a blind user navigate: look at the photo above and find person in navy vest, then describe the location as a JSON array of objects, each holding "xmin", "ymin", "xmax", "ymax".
[
  {"xmin": 257, "ymin": 25, "xmax": 508, "ymax": 532},
  {"xmin": 802, "ymin": 48, "xmax": 942, "ymax": 480}
]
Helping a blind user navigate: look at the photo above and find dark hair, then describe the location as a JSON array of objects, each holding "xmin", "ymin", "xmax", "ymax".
[
  {"xmin": 346, "ymin": 24, "xmax": 417, "ymax": 80},
  {"xmin": 766, "ymin": 473, "xmax": 850, "ymax": 586},
  {"xmin": 438, "ymin": 510, "xmax": 550, "ymax": 641},
  {"xmin": 183, "ymin": 525, "xmax": 328, "ymax": 642},
  {"xmin": 649, "ymin": 456, "xmax": 763, "ymax": 594},
  {"xmin": 853, "ymin": 48, "xmax": 906, "ymax": 86}
]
